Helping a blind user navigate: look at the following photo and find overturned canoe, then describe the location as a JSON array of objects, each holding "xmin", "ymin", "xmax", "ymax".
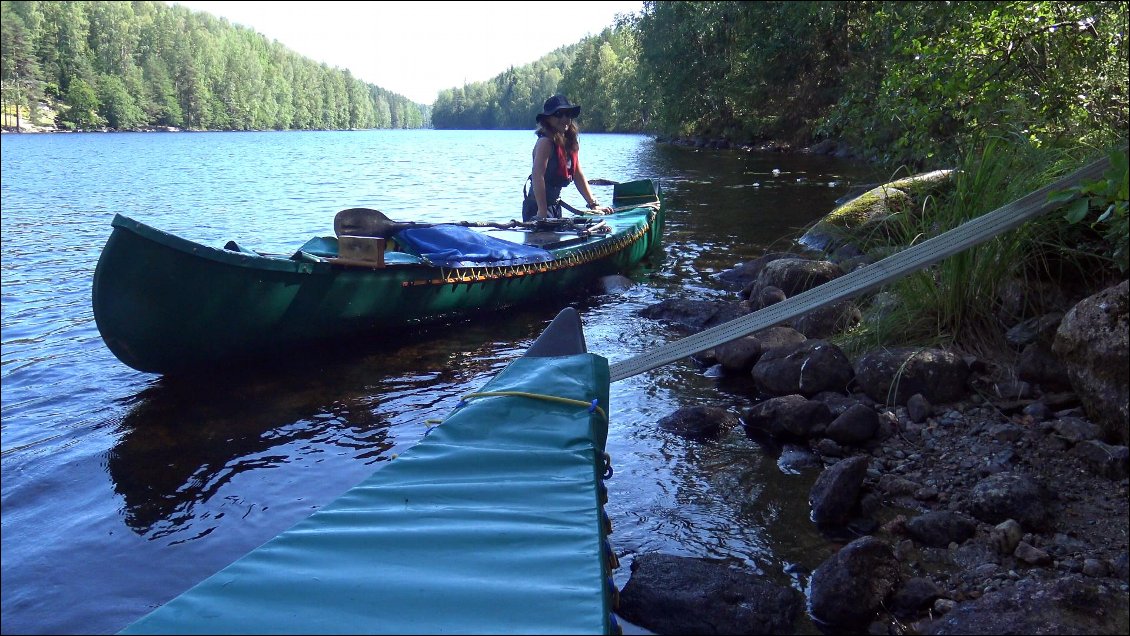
[
  {"xmin": 92, "ymin": 180, "xmax": 664, "ymax": 375},
  {"xmin": 118, "ymin": 307, "xmax": 620, "ymax": 634}
]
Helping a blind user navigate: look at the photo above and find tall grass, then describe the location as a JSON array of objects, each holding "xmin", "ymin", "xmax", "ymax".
[{"xmin": 838, "ymin": 136, "xmax": 1121, "ymax": 360}]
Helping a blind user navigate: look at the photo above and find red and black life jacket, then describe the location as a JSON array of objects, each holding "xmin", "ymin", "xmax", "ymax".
[{"xmin": 522, "ymin": 133, "xmax": 580, "ymax": 221}]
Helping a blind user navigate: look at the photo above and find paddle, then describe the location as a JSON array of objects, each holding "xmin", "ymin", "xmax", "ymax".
[
  {"xmin": 334, "ymin": 208, "xmax": 607, "ymax": 238},
  {"xmin": 335, "ymin": 208, "xmax": 536, "ymax": 237}
]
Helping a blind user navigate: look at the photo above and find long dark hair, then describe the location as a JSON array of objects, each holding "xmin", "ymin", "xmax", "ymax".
[{"xmin": 536, "ymin": 118, "xmax": 579, "ymax": 152}]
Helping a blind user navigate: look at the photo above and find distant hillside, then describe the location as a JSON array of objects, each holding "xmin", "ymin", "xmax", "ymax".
[
  {"xmin": 0, "ymin": 0, "xmax": 429, "ymax": 131},
  {"xmin": 430, "ymin": 23, "xmax": 646, "ymax": 132}
]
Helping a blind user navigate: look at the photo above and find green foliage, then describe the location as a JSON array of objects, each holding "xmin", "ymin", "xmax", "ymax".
[
  {"xmin": 1048, "ymin": 146, "xmax": 1130, "ymax": 272},
  {"xmin": 838, "ymin": 139, "xmax": 1050, "ymax": 355},
  {"xmin": 820, "ymin": 2, "xmax": 1129, "ymax": 169},
  {"xmin": 431, "ymin": 46, "xmax": 577, "ymax": 130},
  {"xmin": 836, "ymin": 138, "xmax": 1126, "ymax": 359},
  {"xmin": 1, "ymin": 1, "xmax": 41, "ymax": 126},
  {"xmin": 62, "ymin": 76, "xmax": 101, "ymax": 128},
  {"xmin": 97, "ymin": 73, "xmax": 145, "ymax": 129},
  {"xmin": 0, "ymin": 0, "xmax": 428, "ymax": 131},
  {"xmin": 430, "ymin": 20, "xmax": 644, "ymax": 131}
]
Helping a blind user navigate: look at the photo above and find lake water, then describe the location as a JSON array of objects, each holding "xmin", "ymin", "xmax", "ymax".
[{"xmin": 1, "ymin": 129, "xmax": 879, "ymax": 634}]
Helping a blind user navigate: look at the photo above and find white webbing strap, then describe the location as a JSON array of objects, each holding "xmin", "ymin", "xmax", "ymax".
[{"xmin": 609, "ymin": 155, "xmax": 1112, "ymax": 382}]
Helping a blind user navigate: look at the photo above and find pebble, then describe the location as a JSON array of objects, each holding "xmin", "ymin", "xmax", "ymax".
[
  {"xmin": 1082, "ymin": 558, "xmax": 1109, "ymax": 577},
  {"xmin": 933, "ymin": 598, "xmax": 957, "ymax": 614}
]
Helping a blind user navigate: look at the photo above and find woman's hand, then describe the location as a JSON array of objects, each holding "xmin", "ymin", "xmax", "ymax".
[{"xmin": 587, "ymin": 201, "xmax": 612, "ymax": 215}]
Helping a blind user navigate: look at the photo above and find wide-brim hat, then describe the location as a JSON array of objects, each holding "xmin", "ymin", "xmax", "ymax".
[{"xmin": 536, "ymin": 94, "xmax": 581, "ymax": 123}]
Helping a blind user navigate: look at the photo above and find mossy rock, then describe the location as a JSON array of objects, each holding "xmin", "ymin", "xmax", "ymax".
[{"xmin": 800, "ymin": 169, "xmax": 955, "ymax": 251}]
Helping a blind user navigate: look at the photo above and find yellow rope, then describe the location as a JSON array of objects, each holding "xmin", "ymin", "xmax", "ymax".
[{"xmin": 460, "ymin": 390, "xmax": 607, "ymax": 422}]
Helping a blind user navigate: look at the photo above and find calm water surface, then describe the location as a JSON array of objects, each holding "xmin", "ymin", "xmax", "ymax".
[{"xmin": 1, "ymin": 130, "xmax": 878, "ymax": 634}]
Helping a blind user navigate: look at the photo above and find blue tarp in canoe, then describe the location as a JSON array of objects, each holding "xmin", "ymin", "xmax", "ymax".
[{"xmin": 394, "ymin": 225, "xmax": 553, "ymax": 267}]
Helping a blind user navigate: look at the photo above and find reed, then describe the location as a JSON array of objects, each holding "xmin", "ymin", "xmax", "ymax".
[{"xmin": 837, "ymin": 135, "xmax": 1121, "ymax": 360}]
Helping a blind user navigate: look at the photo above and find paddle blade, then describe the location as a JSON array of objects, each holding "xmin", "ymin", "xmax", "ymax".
[{"xmin": 335, "ymin": 208, "xmax": 394, "ymax": 237}]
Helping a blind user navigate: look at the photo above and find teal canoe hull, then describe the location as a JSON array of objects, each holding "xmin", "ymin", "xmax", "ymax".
[
  {"xmin": 119, "ymin": 308, "xmax": 617, "ymax": 634},
  {"xmin": 93, "ymin": 180, "xmax": 664, "ymax": 375}
]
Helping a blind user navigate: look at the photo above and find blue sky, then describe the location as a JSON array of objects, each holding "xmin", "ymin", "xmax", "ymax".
[{"xmin": 174, "ymin": 1, "xmax": 644, "ymax": 104}]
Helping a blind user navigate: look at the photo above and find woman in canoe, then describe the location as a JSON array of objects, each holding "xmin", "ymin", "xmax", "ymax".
[{"xmin": 523, "ymin": 95, "xmax": 612, "ymax": 222}]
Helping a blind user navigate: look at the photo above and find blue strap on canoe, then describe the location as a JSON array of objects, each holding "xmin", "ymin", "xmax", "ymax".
[{"xmin": 394, "ymin": 225, "xmax": 553, "ymax": 266}]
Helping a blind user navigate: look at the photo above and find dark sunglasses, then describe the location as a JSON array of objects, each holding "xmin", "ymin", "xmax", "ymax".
[{"xmin": 553, "ymin": 110, "xmax": 573, "ymax": 119}]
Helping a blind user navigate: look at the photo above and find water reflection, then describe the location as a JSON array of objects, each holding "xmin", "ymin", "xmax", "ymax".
[
  {"xmin": 109, "ymin": 373, "xmax": 394, "ymax": 538},
  {"xmin": 106, "ymin": 306, "xmax": 567, "ymax": 540}
]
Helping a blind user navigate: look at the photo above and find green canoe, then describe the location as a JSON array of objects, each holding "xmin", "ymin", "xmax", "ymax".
[
  {"xmin": 92, "ymin": 179, "xmax": 664, "ymax": 375},
  {"xmin": 118, "ymin": 307, "xmax": 620, "ymax": 634}
]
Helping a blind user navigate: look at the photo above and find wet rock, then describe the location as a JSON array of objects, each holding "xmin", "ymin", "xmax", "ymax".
[
  {"xmin": 638, "ymin": 298, "xmax": 740, "ymax": 333},
  {"xmin": 715, "ymin": 335, "xmax": 762, "ymax": 374},
  {"xmin": 752, "ymin": 339, "xmax": 854, "ymax": 397},
  {"xmin": 777, "ymin": 443, "xmax": 822, "ymax": 474},
  {"xmin": 753, "ymin": 326, "xmax": 808, "ymax": 356},
  {"xmin": 809, "ymin": 536, "xmax": 900, "ymax": 628},
  {"xmin": 811, "ymin": 391, "xmax": 860, "ymax": 416},
  {"xmin": 598, "ymin": 274, "xmax": 635, "ymax": 293},
  {"xmin": 617, "ymin": 553, "xmax": 802, "ymax": 635},
  {"xmin": 755, "ymin": 285, "xmax": 787, "ymax": 309},
  {"xmin": 701, "ymin": 301, "xmax": 754, "ymax": 330},
  {"xmin": 825, "ymin": 403, "xmax": 880, "ymax": 445},
  {"xmin": 743, "ymin": 394, "xmax": 832, "ymax": 441},
  {"xmin": 753, "ymin": 257, "xmax": 844, "ymax": 298},
  {"xmin": 717, "ymin": 252, "xmax": 794, "ymax": 290},
  {"xmin": 809, "ymin": 455, "xmax": 869, "ymax": 526},
  {"xmin": 657, "ymin": 406, "xmax": 739, "ymax": 441},
  {"xmin": 889, "ymin": 577, "xmax": 942, "ymax": 618}
]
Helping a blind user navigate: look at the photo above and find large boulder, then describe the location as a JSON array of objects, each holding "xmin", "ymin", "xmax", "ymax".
[
  {"xmin": 752, "ymin": 340, "xmax": 855, "ymax": 397},
  {"xmin": 1052, "ymin": 279, "xmax": 1129, "ymax": 445},
  {"xmin": 617, "ymin": 553, "xmax": 802, "ymax": 635},
  {"xmin": 853, "ymin": 347, "xmax": 970, "ymax": 405},
  {"xmin": 657, "ymin": 406, "xmax": 739, "ymax": 441},
  {"xmin": 808, "ymin": 536, "xmax": 900, "ymax": 628},
  {"xmin": 749, "ymin": 258, "xmax": 844, "ymax": 299},
  {"xmin": 799, "ymin": 170, "xmax": 955, "ymax": 251},
  {"xmin": 809, "ymin": 455, "xmax": 870, "ymax": 526}
]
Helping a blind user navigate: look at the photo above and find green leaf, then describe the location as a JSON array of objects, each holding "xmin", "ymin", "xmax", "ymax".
[
  {"xmin": 1063, "ymin": 198, "xmax": 1090, "ymax": 224},
  {"xmin": 1047, "ymin": 190, "xmax": 1078, "ymax": 204}
]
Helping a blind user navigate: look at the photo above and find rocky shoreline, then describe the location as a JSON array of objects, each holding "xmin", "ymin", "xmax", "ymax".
[{"xmin": 611, "ymin": 201, "xmax": 1129, "ymax": 633}]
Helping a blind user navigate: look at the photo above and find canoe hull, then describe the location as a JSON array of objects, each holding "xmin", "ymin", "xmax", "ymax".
[
  {"xmin": 118, "ymin": 308, "xmax": 620, "ymax": 634},
  {"xmin": 93, "ymin": 181, "xmax": 664, "ymax": 374}
]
